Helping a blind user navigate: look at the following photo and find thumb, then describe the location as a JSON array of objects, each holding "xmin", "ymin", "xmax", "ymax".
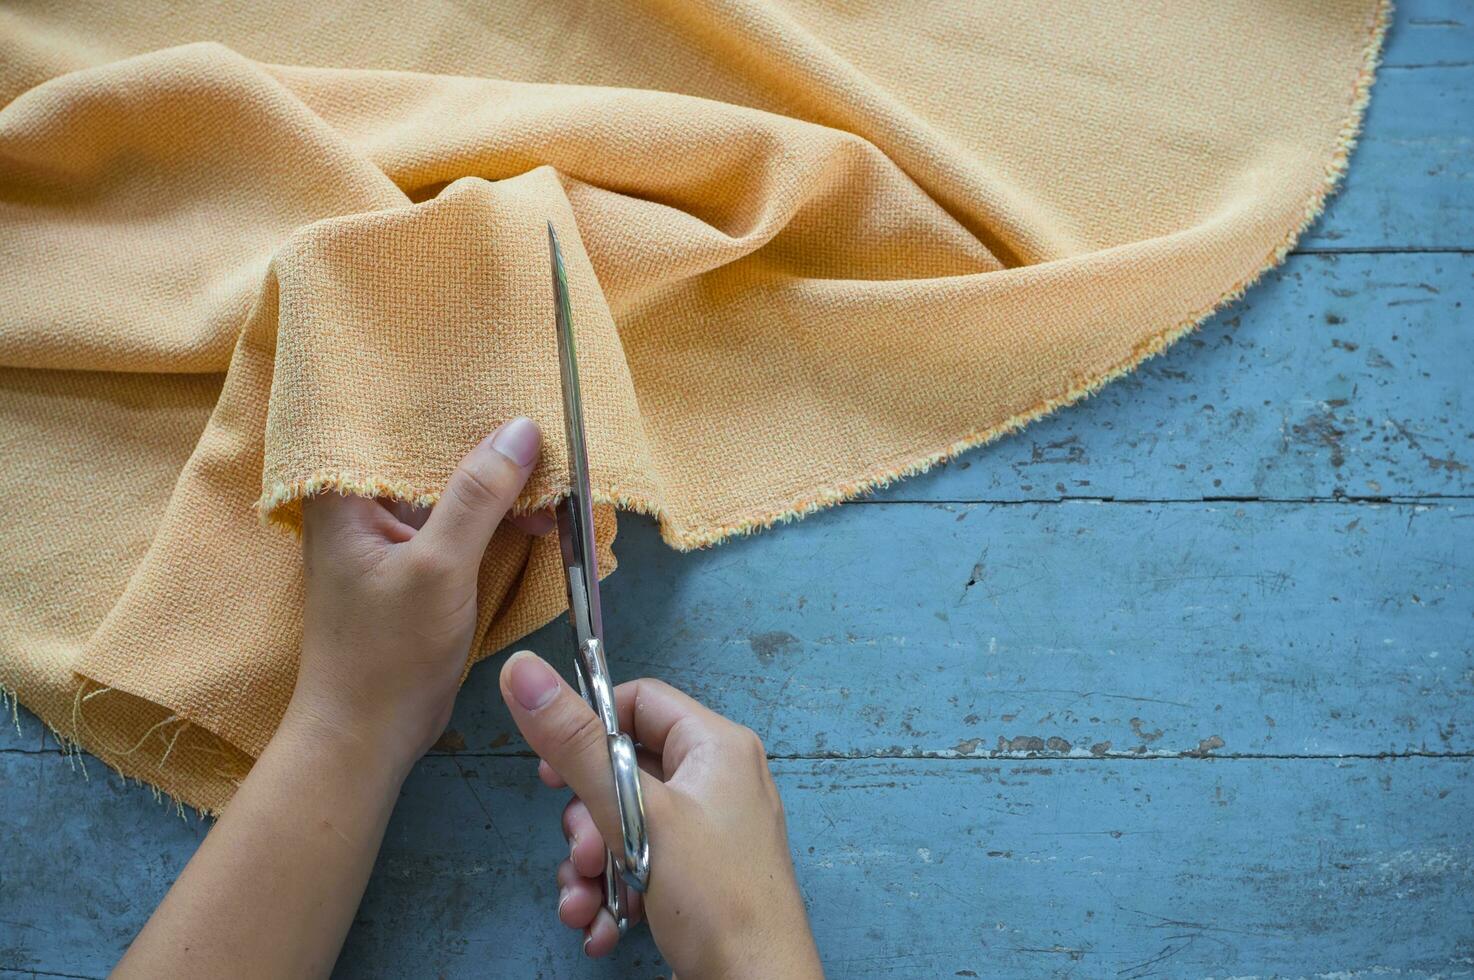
[
  {"xmin": 500, "ymin": 650, "xmax": 656, "ymax": 844},
  {"xmin": 415, "ymin": 417, "xmax": 541, "ymax": 570}
]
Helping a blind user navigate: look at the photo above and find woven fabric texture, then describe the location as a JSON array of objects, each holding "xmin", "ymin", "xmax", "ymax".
[{"xmin": 0, "ymin": 0, "xmax": 1386, "ymax": 811}]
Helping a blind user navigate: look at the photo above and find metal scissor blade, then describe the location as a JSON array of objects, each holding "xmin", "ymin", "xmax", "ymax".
[
  {"xmin": 548, "ymin": 222, "xmax": 651, "ymax": 919},
  {"xmin": 548, "ymin": 221, "xmax": 604, "ymax": 648}
]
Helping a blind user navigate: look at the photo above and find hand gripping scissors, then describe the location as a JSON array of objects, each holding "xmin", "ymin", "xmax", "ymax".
[{"xmin": 547, "ymin": 222, "xmax": 651, "ymax": 934}]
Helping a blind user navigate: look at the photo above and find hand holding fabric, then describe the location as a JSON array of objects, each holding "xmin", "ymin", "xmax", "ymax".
[
  {"xmin": 115, "ymin": 418, "xmax": 545, "ymax": 979},
  {"xmin": 293, "ymin": 416, "xmax": 546, "ymax": 774}
]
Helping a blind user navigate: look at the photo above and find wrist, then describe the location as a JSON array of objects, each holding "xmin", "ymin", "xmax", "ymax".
[
  {"xmin": 697, "ymin": 909, "xmax": 822, "ymax": 980},
  {"xmin": 276, "ymin": 698, "xmax": 421, "ymax": 788}
]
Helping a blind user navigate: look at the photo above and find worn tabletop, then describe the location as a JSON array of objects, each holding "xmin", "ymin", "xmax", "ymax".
[{"xmin": 2, "ymin": 3, "xmax": 1471, "ymax": 977}]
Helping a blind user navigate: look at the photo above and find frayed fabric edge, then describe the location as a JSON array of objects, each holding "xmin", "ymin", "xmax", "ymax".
[
  {"xmin": 259, "ymin": 470, "xmax": 444, "ymax": 532},
  {"xmin": 2, "ymin": 679, "xmax": 233, "ymax": 819}
]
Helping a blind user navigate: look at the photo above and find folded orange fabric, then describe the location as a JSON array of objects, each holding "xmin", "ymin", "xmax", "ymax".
[{"xmin": 0, "ymin": 1, "xmax": 1386, "ymax": 811}]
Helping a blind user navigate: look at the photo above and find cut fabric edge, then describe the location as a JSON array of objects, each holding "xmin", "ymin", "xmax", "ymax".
[
  {"xmin": 256, "ymin": 472, "xmax": 590, "ymax": 536},
  {"xmin": 259, "ymin": 471, "xmax": 446, "ymax": 533}
]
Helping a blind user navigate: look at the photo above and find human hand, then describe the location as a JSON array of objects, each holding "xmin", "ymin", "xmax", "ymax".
[
  {"xmin": 291, "ymin": 417, "xmax": 549, "ymax": 778},
  {"xmin": 499, "ymin": 652, "xmax": 824, "ymax": 979}
]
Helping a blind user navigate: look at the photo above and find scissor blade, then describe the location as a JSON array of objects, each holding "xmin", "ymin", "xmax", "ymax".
[{"xmin": 549, "ymin": 221, "xmax": 603, "ymax": 646}]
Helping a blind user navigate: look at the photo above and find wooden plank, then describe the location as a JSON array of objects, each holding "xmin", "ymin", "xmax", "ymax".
[
  {"xmin": 0, "ymin": 751, "xmax": 202, "ymax": 980},
  {"xmin": 430, "ymin": 498, "xmax": 1474, "ymax": 761},
  {"xmin": 6, "ymin": 497, "xmax": 1468, "ymax": 761},
  {"xmin": 1299, "ymin": 0, "xmax": 1474, "ymax": 251},
  {"xmin": 868, "ymin": 252, "xmax": 1473, "ymax": 504},
  {"xmin": 3, "ymin": 752, "xmax": 1470, "ymax": 978}
]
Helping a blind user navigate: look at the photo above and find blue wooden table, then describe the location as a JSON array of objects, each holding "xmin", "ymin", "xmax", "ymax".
[{"xmin": 3, "ymin": 4, "xmax": 1471, "ymax": 977}]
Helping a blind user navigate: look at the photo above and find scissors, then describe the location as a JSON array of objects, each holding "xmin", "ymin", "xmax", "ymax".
[{"xmin": 547, "ymin": 222, "xmax": 651, "ymax": 934}]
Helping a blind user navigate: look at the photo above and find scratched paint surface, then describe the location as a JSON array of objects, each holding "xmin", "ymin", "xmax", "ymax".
[{"xmin": 2, "ymin": 3, "xmax": 1471, "ymax": 977}]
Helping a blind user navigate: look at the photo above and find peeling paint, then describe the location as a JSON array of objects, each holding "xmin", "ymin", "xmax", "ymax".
[
  {"xmin": 748, "ymin": 630, "xmax": 800, "ymax": 664},
  {"xmin": 1130, "ymin": 718, "xmax": 1164, "ymax": 743},
  {"xmin": 1188, "ymin": 735, "xmax": 1227, "ymax": 757}
]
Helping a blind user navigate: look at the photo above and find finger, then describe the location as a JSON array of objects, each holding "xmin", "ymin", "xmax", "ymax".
[
  {"xmin": 562, "ymin": 797, "xmax": 606, "ymax": 878},
  {"xmin": 614, "ymin": 677, "xmax": 730, "ymax": 777},
  {"xmin": 539, "ymin": 758, "xmax": 567, "ymax": 789},
  {"xmin": 414, "ymin": 417, "xmax": 540, "ymax": 569},
  {"xmin": 500, "ymin": 651, "xmax": 664, "ymax": 845},
  {"xmin": 541, "ymin": 705, "xmax": 674, "ymax": 786},
  {"xmin": 510, "ymin": 508, "xmax": 556, "ymax": 536},
  {"xmin": 584, "ymin": 908, "xmax": 621, "ymax": 959},
  {"xmin": 556, "ymin": 860, "xmax": 603, "ymax": 930}
]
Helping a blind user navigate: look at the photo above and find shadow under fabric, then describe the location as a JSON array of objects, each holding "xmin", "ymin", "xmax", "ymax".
[{"xmin": 0, "ymin": 0, "xmax": 1387, "ymax": 812}]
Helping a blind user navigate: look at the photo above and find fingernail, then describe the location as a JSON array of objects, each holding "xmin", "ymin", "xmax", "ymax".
[
  {"xmin": 583, "ymin": 934, "xmax": 592, "ymax": 957},
  {"xmin": 569, "ymin": 836, "xmax": 579, "ymax": 862},
  {"xmin": 489, "ymin": 416, "xmax": 540, "ymax": 467},
  {"xmin": 506, "ymin": 651, "xmax": 560, "ymax": 711},
  {"xmin": 557, "ymin": 889, "xmax": 570, "ymax": 916}
]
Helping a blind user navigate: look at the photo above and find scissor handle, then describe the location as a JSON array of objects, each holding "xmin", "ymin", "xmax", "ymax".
[{"xmin": 573, "ymin": 637, "xmax": 651, "ymax": 933}]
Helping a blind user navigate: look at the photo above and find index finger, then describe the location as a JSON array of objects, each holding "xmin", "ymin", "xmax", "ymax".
[{"xmin": 613, "ymin": 678, "xmax": 730, "ymax": 776}]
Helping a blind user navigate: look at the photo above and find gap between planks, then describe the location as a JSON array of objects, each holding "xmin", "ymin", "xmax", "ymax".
[
  {"xmin": 425, "ymin": 749, "xmax": 1474, "ymax": 762},
  {"xmin": 852, "ymin": 494, "xmax": 1473, "ymax": 506},
  {"xmin": 1294, "ymin": 246, "xmax": 1473, "ymax": 254},
  {"xmin": 5, "ymin": 747, "xmax": 1472, "ymax": 762}
]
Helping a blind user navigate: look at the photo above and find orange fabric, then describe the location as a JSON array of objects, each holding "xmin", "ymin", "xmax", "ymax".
[{"xmin": 0, "ymin": 1, "xmax": 1386, "ymax": 810}]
